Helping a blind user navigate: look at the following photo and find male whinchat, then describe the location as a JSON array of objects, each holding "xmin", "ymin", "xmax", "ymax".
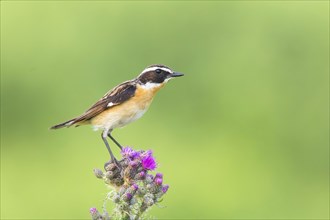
[{"xmin": 51, "ymin": 64, "xmax": 184, "ymax": 165}]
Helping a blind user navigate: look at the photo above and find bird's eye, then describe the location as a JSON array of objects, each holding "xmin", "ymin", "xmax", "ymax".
[{"xmin": 155, "ymin": 69, "xmax": 161, "ymax": 74}]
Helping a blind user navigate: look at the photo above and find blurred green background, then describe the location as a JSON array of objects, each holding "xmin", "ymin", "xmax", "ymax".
[{"xmin": 1, "ymin": 1, "xmax": 329, "ymax": 219}]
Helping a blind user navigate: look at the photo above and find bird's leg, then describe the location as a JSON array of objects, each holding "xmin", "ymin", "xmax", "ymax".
[
  {"xmin": 107, "ymin": 132, "xmax": 123, "ymax": 150},
  {"xmin": 101, "ymin": 132, "xmax": 120, "ymax": 168}
]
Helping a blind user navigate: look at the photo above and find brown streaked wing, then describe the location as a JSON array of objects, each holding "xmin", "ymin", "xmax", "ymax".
[{"xmin": 72, "ymin": 80, "xmax": 137, "ymax": 124}]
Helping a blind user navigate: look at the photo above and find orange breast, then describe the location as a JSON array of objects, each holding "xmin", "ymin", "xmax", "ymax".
[{"xmin": 91, "ymin": 83, "xmax": 164, "ymax": 129}]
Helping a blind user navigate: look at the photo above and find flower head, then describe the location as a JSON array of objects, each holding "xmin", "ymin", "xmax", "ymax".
[
  {"xmin": 121, "ymin": 146, "xmax": 133, "ymax": 155},
  {"xmin": 155, "ymin": 173, "xmax": 163, "ymax": 179},
  {"xmin": 155, "ymin": 178, "xmax": 163, "ymax": 186},
  {"xmin": 124, "ymin": 192, "xmax": 132, "ymax": 201},
  {"xmin": 136, "ymin": 171, "xmax": 146, "ymax": 179},
  {"xmin": 141, "ymin": 154, "xmax": 157, "ymax": 170},
  {"xmin": 141, "ymin": 149, "xmax": 153, "ymax": 157},
  {"xmin": 121, "ymin": 147, "xmax": 140, "ymax": 160},
  {"xmin": 162, "ymin": 184, "xmax": 169, "ymax": 193},
  {"xmin": 92, "ymin": 146, "xmax": 168, "ymax": 219},
  {"xmin": 89, "ymin": 207, "xmax": 102, "ymax": 220},
  {"xmin": 129, "ymin": 160, "xmax": 138, "ymax": 167},
  {"xmin": 89, "ymin": 207, "xmax": 98, "ymax": 215},
  {"xmin": 132, "ymin": 183, "xmax": 139, "ymax": 190},
  {"xmin": 130, "ymin": 151, "xmax": 140, "ymax": 159},
  {"xmin": 93, "ymin": 168, "xmax": 104, "ymax": 179}
]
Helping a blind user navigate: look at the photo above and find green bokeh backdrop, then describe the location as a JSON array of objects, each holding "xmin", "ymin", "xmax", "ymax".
[{"xmin": 1, "ymin": 1, "xmax": 329, "ymax": 219}]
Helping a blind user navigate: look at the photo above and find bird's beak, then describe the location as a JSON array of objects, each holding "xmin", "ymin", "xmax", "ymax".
[{"xmin": 171, "ymin": 72, "xmax": 184, "ymax": 77}]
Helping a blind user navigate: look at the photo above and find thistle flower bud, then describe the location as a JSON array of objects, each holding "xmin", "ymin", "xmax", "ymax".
[
  {"xmin": 125, "ymin": 184, "xmax": 138, "ymax": 197},
  {"xmin": 144, "ymin": 193, "xmax": 154, "ymax": 200},
  {"xmin": 154, "ymin": 177, "xmax": 163, "ymax": 186},
  {"xmin": 89, "ymin": 207, "xmax": 98, "ymax": 215},
  {"xmin": 104, "ymin": 162, "xmax": 117, "ymax": 171},
  {"xmin": 120, "ymin": 158, "xmax": 129, "ymax": 167},
  {"xmin": 118, "ymin": 203, "xmax": 129, "ymax": 211},
  {"xmin": 145, "ymin": 174, "xmax": 154, "ymax": 184},
  {"xmin": 131, "ymin": 183, "xmax": 139, "ymax": 191},
  {"xmin": 89, "ymin": 207, "xmax": 101, "ymax": 220},
  {"xmin": 122, "ymin": 192, "xmax": 133, "ymax": 202},
  {"xmin": 134, "ymin": 171, "xmax": 146, "ymax": 180},
  {"xmin": 146, "ymin": 183, "xmax": 158, "ymax": 193},
  {"xmin": 144, "ymin": 196, "xmax": 154, "ymax": 206},
  {"xmin": 129, "ymin": 160, "xmax": 138, "ymax": 167},
  {"xmin": 162, "ymin": 184, "xmax": 169, "ymax": 193},
  {"xmin": 105, "ymin": 171, "xmax": 114, "ymax": 179},
  {"xmin": 137, "ymin": 186, "xmax": 146, "ymax": 196},
  {"xmin": 111, "ymin": 177, "xmax": 124, "ymax": 186},
  {"xmin": 93, "ymin": 169, "xmax": 104, "ymax": 179},
  {"xmin": 146, "ymin": 184, "xmax": 152, "ymax": 190},
  {"xmin": 155, "ymin": 173, "xmax": 163, "ymax": 179},
  {"xmin": 124, "ymin": 165, "xmax": 138, "ymax": 180}
]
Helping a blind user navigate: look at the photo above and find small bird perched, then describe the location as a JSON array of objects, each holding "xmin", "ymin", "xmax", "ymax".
[{"xmin": 51, "ymin": 64, "xmax": 184, "ymax": 165}]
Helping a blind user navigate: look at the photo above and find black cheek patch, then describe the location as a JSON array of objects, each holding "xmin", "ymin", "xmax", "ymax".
[{"xmin": 140, "ymin": 72, "xmax": 166, "ymax": 84}]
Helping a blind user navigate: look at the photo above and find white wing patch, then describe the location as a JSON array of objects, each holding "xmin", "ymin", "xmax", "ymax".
[{"xmin": 107, "ymin": 102, "xmax": 114, "ymax": 107}]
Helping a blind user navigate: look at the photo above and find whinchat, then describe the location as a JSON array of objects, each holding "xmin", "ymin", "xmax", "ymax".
[{"xmin": 51, "ymin": 64, "xmax": 184, "ymax": 165}]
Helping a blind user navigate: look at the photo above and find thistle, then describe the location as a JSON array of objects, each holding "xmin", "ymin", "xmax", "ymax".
[{"xmin": 90, "ymin": 147, "xmax": 169, "ymax": 220}]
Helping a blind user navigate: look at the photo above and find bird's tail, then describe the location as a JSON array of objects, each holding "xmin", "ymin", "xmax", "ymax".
[{"xmin": 50, "ymin": 119, "xmax": 76, "ymax": 129}]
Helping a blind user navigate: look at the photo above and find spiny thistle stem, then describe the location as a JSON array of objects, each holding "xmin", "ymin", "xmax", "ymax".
[{"xmin": 90, "ymin": 147, "xmax": 169, "ymax": 220}]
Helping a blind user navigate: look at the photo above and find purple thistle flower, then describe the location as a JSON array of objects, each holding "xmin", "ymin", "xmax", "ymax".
[
  {"xmin": 129, "ymin": 160, "xmax": 138, "ymax": 167},
  {"xmin": 89, "ymin": 207, "xmax": 101, "ymax": 220},
  {"xmin": 130, "ymin": 151, "xmax": 140, "ymax": 159},
  {"xmin": 141, "ymin": 154, "xmax": 157, "ymax": 170},
  {"xmin": 89, "ymin": 207, "xmax": 98, "ymax": 215},
  {"xmin": 145, "ymin": 174, "xmax": 154, "ymax": 183},
  {"xmin": 93, "ymin": 146, "xmax": 170, "ymax": 218},
  {"xmin": 131, "ymin": 183, "xmax": 139, "ymax": 190},
  {"xmin": 146, "ymin": 149, "xmax": 153, "ymax": 155},
  {"xmin": 139, "ymin": 171, "xmax": 146, "ymax": 178},
  {"xmin": 143, "ymin": 149, "xmax": 153, "ymax": 157},
  {"xmin": 162, "ymin": 184, "xmax": 169, "ymax": 193},
  {"xmin": 124, "ymin": 192, "xmax": 132, "ymax": 201},
  {"xmin": 135, "ymin": 171, "xmax": 146, "ymax": 180},
  {"xmin": 155, "ymin": 173, "xmax": 163, "ymax": 179},
  {"xmin": 155, "ymin": 177, "xmax": 163, "ymax": 186},
  {"xmin": 121, "ymin": 147, "xmax": 140, "ymax": 160},
  {"xmin": 121, "ymin": 147, "xmax": 134, "ymax": 157}
]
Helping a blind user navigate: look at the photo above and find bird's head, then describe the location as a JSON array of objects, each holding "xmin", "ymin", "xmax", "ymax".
[{"xmin": 137, "ymin": 64, "xmax": 184, "ymax": 87}]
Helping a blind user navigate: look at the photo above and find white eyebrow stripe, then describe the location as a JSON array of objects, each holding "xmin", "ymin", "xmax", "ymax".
[{"xmin": 140, "ymin": 66, "xmax": 173, "ymax": 75}]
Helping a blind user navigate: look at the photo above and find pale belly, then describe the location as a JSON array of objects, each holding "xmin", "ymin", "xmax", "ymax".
[
  {"xmin": 115, "ymin": 107, "xmax": 148, "ymax": 128},
  {"xmin": 91, "ymin": 103, "xmax": 150, "ymax": 131}
]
